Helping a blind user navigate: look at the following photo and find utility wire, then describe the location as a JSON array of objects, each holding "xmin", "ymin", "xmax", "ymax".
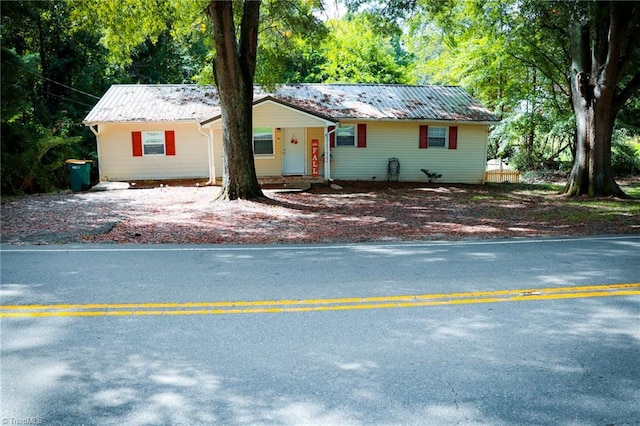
[
  {"xmin": 43, "ymin": 90, "xmax": 96, "ymax": 108},
  {"xmin": 6, "ymin": 59, "xmax": 101, "ymax": 100},
  {"xmin": 41, "ymin": 75, "xmax": 101, "ymax": 100}
]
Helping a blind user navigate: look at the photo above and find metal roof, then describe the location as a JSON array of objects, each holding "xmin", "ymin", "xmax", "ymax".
[
  {"xmin": 83, "ymin": 85, "xmax": 222, "ymax": 123},
  {"xmin": 274, "ymin": 84, "xmax": 498, "ymax": 122},
  {"xmin": 84, "ymin": 84, "xmax": 498, "ymax": 124}
]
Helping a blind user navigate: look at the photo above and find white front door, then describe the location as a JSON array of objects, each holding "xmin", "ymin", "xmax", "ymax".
[{"xmin": 282, "ymin": 128, "xmax": 305, "ymax": 175}]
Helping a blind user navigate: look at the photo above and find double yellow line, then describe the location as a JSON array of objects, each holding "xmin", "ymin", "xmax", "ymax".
[{"xmin": 1, "ymin": 283, "xmax": 638, "ymax": 318}]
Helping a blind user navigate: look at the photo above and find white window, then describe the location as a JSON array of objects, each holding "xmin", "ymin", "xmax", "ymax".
[
  {"xmin": 336, "ymin": 125, "xmax": 355, "ymax": 146},
  {"xmin": 428, "ymin": 127, "xmax": 447, "ymax": 148},
  {"xmin": 143, "ymin": 131, "xmax": 165, "ymax": 155},
  {"xmin": 253, "ymin": 128, "xmax": 274, "ymax": 156}
]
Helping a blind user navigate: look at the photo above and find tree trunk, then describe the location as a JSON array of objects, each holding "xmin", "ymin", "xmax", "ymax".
[
  {"xmin": 208, "ymin": 1, "xmax": 264, "ymax": 201},
  {"xmin": 563, "ymin": 2, "xmax": 639, "ymax": 198},
  {"xmin": 565, "ymin": 70, "xmax": 625, "ymax": 197}
]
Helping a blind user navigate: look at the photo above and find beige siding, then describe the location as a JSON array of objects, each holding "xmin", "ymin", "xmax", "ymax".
[
  {"xmin": 253, "ymin": 101, "xmax": 330, "ymax": 128},
  {"xmin": 208, "ymin": 102, "xmax": 330, "ymax": 178},
  {"xmin": 97, "ymin": 111, "xmax": 488, "ymax": 184},
  {"xmin": 97, "ymin": 122, "xmax": 209, "ymax": 181},
  {"xmin": 330, "ymin": 121, "xmax": 488, "ymax": 183},
  {"xmin": 211, "ymin": 127, "xmax": 283, "ymax": 178},
  {"xmin": 255, "ymin": 127, "xmax": 282, "ymax": 176},
  {"xmin": 211, "ymin": 128, "xmax": 223, "ymax": 179}
]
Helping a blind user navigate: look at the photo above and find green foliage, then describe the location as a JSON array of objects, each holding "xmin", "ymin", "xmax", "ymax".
[
  {"xmin": 404, "ymin": 0, "xmax": 582, "ymax": 174},
  {"xmin": 405, "ymin": 0, "xmax": 525, "ymax": 109},
  {"xmin": 1, "ymin": 2, "xmax": 104, "ymax": 194},
  {"xmin": 611, "ymin": 130, "xmax": 640, "ymax": 176},
  {"xmin": 254, "ymin": 0, "xmax": 329, "ymax": 88},
  {"xmin": 488, "ymin": 107, "xmax": 575, "ymax": 170},
  {"xmin": 121, "ymin": 30, "xmax": 209, "ymax": 84},
  {"xmin": 1, "ymin": 46, "xmax": 83, "ymax": 193},
  {"xmin": 71, "ymin": 0, "xmax": 208, "ymax": 66},
  {"xmin": 3, "ymin": 0, "xmax": 635, "ymax": 195},
  {"xmin": 71, "ymin": 0, "xmax": 211, "ymax": 82},
  {"xmin": 318, "ymin": 12, "xmax": 415, "ymax": 84},
  {"xmin": 1, "ymin": 125, "xmax": 82, "ymax": 194}
]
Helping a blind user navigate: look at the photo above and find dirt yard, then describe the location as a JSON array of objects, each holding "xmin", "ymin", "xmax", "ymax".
[{"xmin": 1, "ymin": 181, "xmax": 639, "ymax": 245}]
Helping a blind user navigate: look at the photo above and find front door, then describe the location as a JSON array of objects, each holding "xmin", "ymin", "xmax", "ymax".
[{"xmin": 283, "ymin": 128, "xmax": 305, "ymax": 175}]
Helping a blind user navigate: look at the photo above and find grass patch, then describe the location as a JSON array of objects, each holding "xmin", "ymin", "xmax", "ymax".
[
  {"xmin": 621, "ymin": 182, "xmax": 640, "ymax": 198},
  {"xmin": 483, "ymin": 181, "xmax": 639, "ymax": 224}
]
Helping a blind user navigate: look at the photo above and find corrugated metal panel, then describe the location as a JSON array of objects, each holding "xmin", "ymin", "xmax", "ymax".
[
  {"xmin": 84, "ymin": 85, "xmax": 222, "ymax": 123},
  {"xmin": 84, "ymin": 83, "xmax": 498, "ymax": 124},
  {"xmin": 274, "ymin": 84, "xmax": 498, "ymax": 122}
]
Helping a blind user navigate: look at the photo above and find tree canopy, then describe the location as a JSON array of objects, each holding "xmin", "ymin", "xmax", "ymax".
[{"xmin": 1, "ymin": 0, "xmax": 638, "ymax": 197}]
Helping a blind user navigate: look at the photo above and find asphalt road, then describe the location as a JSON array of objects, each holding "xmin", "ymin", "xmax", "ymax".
[{"xmin": 1, "ymin": 236, "xmax": 639, "ymax": 425}]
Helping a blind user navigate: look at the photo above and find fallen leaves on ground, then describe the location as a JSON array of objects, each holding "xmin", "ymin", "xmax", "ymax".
[{"xmin": 1, "ymin": 181, "xmax": 638, "ymax": 245}]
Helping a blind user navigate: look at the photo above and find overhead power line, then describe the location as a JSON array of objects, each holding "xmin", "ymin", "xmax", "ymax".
[
  {"xmin": 41, "ymin": 75, "xmax": 101, "ymax": 100},
  {"xmin": 6, "ymin": 59, "xmax": 101, "ymax": 100},
  {"xmin": 43, "ymin": 90, "xmax": 96, "ymax": 108}
]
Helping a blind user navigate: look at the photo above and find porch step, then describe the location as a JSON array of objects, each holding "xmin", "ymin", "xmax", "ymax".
[{"xmin": 258, "ymin": 175, "xmax": 326, "ymax": 189}]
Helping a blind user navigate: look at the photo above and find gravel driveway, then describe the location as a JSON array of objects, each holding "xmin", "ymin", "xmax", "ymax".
[{"xmin": 1, "ymin": 182, "xmax": 639, "ymax": 245}]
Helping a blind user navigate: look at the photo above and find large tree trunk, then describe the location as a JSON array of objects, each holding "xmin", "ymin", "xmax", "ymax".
[
  {"xmin": 564, "ymin": 2, "xmax": 639, "ymax": 198},
  {"xmin": 208, "ymin": 1, "xmax": 264, "ymax": 201},
  {"xmin": 565, "ymin": 73, "xmax": 624, "ymax": 197}
]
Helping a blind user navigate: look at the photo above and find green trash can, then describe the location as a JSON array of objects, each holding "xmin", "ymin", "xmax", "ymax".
[{"xmin": 66, "ymin": 159, "xmax": 92, "ymax": 192}]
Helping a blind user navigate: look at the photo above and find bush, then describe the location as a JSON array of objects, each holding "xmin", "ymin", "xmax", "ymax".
[
  {"xmin": 612, "ymin": 131, "xmax": 640, "ymax": 176},
  {"xmin": 1, "ymin": 123, "xmax": 82, "ymax": 195}
]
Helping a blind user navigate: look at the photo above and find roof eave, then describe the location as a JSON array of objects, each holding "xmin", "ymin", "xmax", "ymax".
[
  {"xmin": 332, "ymin": 117, "xmax": 500, "ymax": 124},
  {"xmin": 83, "ymin": 119, "xmax": 206, "ymax": 125}
]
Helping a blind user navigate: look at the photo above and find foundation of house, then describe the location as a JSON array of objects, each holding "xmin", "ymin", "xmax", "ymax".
[{"xmin": 91, "ymin": 176, "xmax": 327, "ymax": 191}]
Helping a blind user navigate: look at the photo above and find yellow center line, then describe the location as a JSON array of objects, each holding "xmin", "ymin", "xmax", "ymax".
[{"xmin": 1, "ymin": 283, "xmax": 638, "ymax": 318}]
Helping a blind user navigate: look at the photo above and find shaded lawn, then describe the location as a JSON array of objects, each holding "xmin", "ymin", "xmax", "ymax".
[
  {"xmin": 83, "ymin": 181, "xmax": 640, "ymax": 244},
  {"xmin": 2, "ymin": 180, "xmax": 638, "ymax": 245}
]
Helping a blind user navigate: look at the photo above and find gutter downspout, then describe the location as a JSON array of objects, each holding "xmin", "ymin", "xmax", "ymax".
[
  {"xmin": 324, "ymin": 124, "xmax": 337, "ymax": 182},
  {"xmin": 198, "ymin": 124, "xmax": 215, "ymax": 185}
]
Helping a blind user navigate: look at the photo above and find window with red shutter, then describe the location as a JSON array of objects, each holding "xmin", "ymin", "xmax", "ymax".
[
  {"xmin": 165, "ymin": 130, "xmax": 176, "ymax": 156},
  {"xmin": 448, "ymin": 126, "xmax": 458, "ymax": 150},
  {"xmin": 419, "ymin": 125, "xmax": 428, "ymax": 149},
  {"xmin": 132, "ymin": 131, "xmax": 143, "ymax": 157},
  {"xmin": 357, "ymin": 123, "xmax": 367, "ymax": 148}
]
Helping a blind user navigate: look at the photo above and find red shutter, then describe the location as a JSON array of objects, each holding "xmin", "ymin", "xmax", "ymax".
[
  {"xmin": 419, "ymin": 125, "xmax": 428, "ymax": 149},
  {"xmin": 132, "ymin": 131, "xmax": 143, "ymax": 157},
  {"xmin": 449, "ymin": 126, "xmax": 458, "ymax": 150},
  {"xmin": 357, "ymin": 123, "xmax": 367, "ymax": 148},
  {"xmin": 329, "ymin": 125, "xmax": 336, "ymax": 148},
  {"xmin": 165, "ymin": 130, "xmax": 176, "ymax": 156}
]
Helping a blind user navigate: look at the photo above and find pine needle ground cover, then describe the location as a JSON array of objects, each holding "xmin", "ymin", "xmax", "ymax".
[{"xmin": 1, "ymin": 180, "xmax": 638, "ymax": 245}]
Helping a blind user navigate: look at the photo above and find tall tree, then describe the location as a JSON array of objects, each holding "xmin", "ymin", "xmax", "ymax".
[
  {"xmin": 1, "ymin": 0, "xmax": 105, "ymax": 194},
  {"xmin": 206, "ymin": 1, "xmax": 264, "ymax": 200},
  {"xmin": 563, "ymin": 1, "xmax": 640, "ymax": 197},
  {"xmin": 74, "ymin": 0, "xmax": 327, "ymax": 200},
  {"xmin": 403, "ymin": 0, "xmax": 574, "ymax": 169},
  {"xmin": 384, "ymin": 0, "xmax": 640, "ymax": 195}
]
